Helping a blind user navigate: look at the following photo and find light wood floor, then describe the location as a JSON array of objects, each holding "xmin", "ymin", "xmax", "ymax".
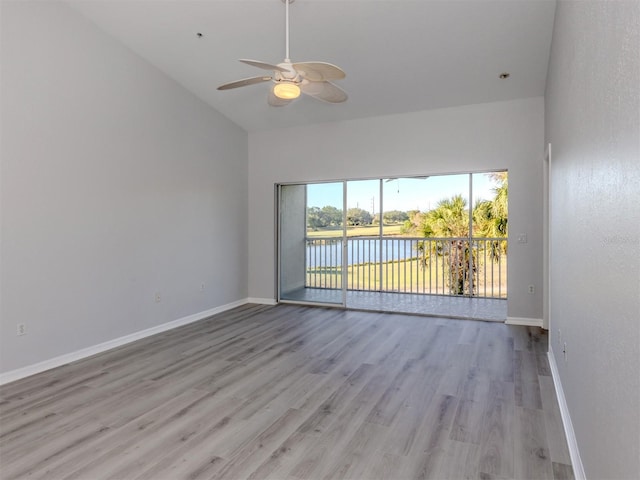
[{"xmin": 0, "ymin": 304, "xmax": 574, "ymax": 480}]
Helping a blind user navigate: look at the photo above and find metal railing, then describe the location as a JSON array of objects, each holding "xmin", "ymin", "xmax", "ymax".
[{"xmin": 305, "ymin": 236, "xmax": 507, "ymax": 298}]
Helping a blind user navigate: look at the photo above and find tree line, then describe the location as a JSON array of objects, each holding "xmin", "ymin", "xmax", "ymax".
[{"xmin": 307, "ymin": 207, "xmax": 411, "ymax": 229}]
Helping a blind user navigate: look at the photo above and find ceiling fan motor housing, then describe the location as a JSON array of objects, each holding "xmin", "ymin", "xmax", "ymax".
[{"xmin": 275, "ymin": 64, "xmax": 299, "ymax": 81}]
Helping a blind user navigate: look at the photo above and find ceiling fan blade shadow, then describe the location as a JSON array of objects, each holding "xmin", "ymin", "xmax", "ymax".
[
  {"xmin": 293, "ymin": 62, "xmax": 346, "ymax": 81},
  {"xmin": 240, "ymin": 59, "xmax": 288, "ymax": 73},
  {"xmin": 217, "ymin": 76, "xmax": 271, "ymax": 90},
  {"xmin": 301, "ymin": 80, "xmax": 347, "ymax": 103}
]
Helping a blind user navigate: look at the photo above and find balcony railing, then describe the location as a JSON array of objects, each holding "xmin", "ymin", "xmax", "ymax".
[{"xmin": 305, "ymin": 236, "xmax": 507, "ymax": 299}]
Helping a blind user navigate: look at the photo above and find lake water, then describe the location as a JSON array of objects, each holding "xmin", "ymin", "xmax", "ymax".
[{"xmin": 306, "ymin": 238, "xmax": 423, "ymax": 267}]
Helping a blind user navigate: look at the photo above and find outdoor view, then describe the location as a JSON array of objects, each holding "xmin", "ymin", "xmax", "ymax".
[{"xmin": 304, "ymin": 172, "xmax": 508, "ymax": 299}]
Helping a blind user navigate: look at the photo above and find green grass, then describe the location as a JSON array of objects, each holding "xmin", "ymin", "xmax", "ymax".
[
  {"xmin": 306, "ymin": 255, "xmax": 508, "ymax": 298},
  {"xmin": 307, "ymin": 224, "xmax": 404, "ymax": 238}
]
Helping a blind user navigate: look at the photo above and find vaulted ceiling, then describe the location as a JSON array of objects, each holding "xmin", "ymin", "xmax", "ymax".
[{"xmin": 68, "ymin": 0, "xmax": 556, "ymax": 132}]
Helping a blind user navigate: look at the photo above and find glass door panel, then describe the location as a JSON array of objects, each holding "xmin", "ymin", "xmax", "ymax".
[
  {"xmin": 472, "ymin": 171, "xmax": 508, "ymax": 298},
  {"xmin": 279, "ymin": 182, "xmax": 345, "ymax": 305},
  {"xmin": 345, "ymin": 179, "xmax": 381, "ymax": 296}
]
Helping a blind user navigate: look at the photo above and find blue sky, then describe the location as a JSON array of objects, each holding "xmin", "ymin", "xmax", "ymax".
[{"xmin": 307, "ymin": 173, "xmax": 503, "ymax": 213}]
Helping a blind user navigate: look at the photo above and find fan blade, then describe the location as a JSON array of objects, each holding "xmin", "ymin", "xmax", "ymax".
[
  {"xmin": 293, "ymin": 62, "xmax": 346, "ymax": 81},
  {"xmin": 301, "ymin": 80, "xmax": 348, "ymax": 103},
  {"xmin": 268, "ymin": 86, "xmax": 293, "ymax": 107},
  {"xmin": 217, "ymin": 76, "xmax": 271, "ymax": 90},
  {"xmin": 240, "ymin": 59, "xmax": 289, "ymax": 73}
]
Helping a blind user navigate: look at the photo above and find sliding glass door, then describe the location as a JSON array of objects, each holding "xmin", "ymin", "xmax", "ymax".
[{"xmin": 277, "ymin": 171, "xmax": 508, "ymax": 310}]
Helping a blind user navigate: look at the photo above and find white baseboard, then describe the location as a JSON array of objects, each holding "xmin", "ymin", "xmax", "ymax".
[
  {"xmin": 505, "ymin": 316, "xmax": 544, "ymax": 327},
  {"xmin": 548, "ymin": 347, "xmax": 586, "ymax": 480},
  {"xmin": 0, "ymin": 298, "xmax": 250, "ymax": 386},
  {"xmin": 247, "ymin": 297, "xmax": 277, "ymax": 305}
]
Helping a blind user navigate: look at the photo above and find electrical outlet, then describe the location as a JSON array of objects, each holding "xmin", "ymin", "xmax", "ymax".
[
  {"xmin": 517, "ymin": 233, "xmax": 528, "ymax": 244},
  {"xmin": 17, "ymin": 323, "xmax": 26, "ymax": 336},
  {"xmin": 155, "ymin": 292, "xmax": 161, "ymax": 303},
  {"xmin": 528, "ymin": 285, "xmax": 535, "ymax": 294},
  {"xmin": 200, "ymin": 283, "xmax": 205, "ymax": 292}
]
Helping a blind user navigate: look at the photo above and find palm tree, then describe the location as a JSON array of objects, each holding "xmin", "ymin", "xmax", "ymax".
[
  {"xmin": 415, "ymin": 174, "xmax": 508, "ymax": 296},
  {"xmin": 417, "ymin": 195, "xmax": 475, "ymax": 295},
  {"xmin": 474, "ymin": 173, "xmax": 508, "ymax": 259},
  {"xmin": 421, "ymin": 194, "xmax": 469, "ymax": 238}
]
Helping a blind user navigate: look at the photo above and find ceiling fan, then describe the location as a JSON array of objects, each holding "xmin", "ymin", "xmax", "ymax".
[{"xmin": 217, "ymin": 0, "xmax": 347, "ymax": 107}]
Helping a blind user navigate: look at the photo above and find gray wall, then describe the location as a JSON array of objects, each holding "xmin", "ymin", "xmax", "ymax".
[
  {"xmin": 0, "ymin": 2, "xmax": 248, "ymax": 373},
  {"xmin": 248, "ymin": 97, "xmax": 545, "ymax": 322},
  {"xmin": 279, "ymin": 185, "xmax": 307, "ymax": 295},
  {"xmin": 545, "ymin": 1, "xmax": 640, "ymax": 478}
]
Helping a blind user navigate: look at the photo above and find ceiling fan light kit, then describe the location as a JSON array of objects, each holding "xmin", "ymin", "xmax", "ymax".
[
  {"xmin": 217, "ymin": 0, "xmax": 347, "ymax": 106},
  {"xmin": 273, "ymin": 82, "xmax": 301, "ymax": 100}
]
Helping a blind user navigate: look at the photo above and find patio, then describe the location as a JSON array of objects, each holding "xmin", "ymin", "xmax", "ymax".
[{"xmin": 282, "ymin": 288, "xmax": 507, "ymax": 322}]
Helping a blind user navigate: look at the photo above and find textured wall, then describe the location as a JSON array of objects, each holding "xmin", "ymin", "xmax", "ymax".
[
  {"xmin": 545, "ymin": 1, "xmax": 640, "ymax": 478},
  {"xmin": 1, "ymin": 2, "xmax": 248, "ymax": 373},
  {"xmin": 249, "ymin": 97, "xmax": 545, "ymax": 321}
]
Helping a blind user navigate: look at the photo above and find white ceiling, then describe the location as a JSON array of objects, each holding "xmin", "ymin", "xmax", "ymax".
[{"xmin": 68, "ymin": 0, "xmax": 556, "ymax": 132}]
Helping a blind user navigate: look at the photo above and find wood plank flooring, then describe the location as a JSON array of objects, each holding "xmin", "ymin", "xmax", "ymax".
[{"xmin": 0, "ymin": 304, "xmax": 574, "ymax": 479}]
